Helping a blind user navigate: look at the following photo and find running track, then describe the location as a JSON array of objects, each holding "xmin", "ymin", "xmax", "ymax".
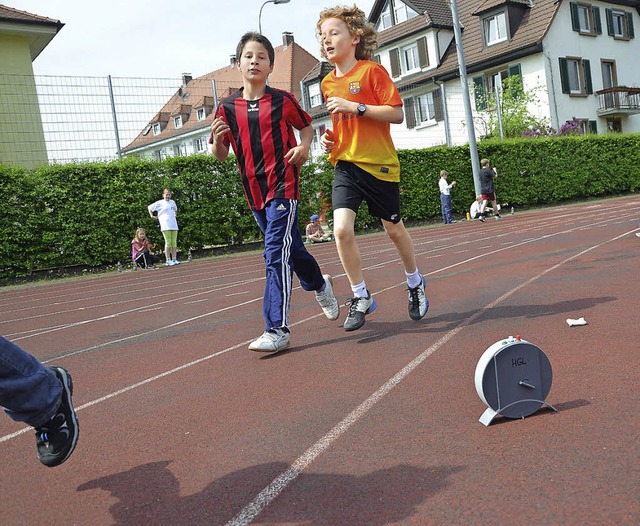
[{"xmin": 1, "ymin": 195, "xmax": 639, "ymax": 525}]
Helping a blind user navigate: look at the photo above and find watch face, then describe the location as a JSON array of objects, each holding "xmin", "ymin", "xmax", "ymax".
[{"xmin": 357, "ymin": 103, "xmax": 366, "ymax": 115}]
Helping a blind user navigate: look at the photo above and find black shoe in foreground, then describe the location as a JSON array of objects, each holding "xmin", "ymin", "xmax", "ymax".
[
  {"xmin": 35, "ymin": 367, "xmax": 79, "ymax": 467},
  {"xmin": 343, "ymin": 292, "xmax": 377, "ymax": 331},
  {"xmin": 407, "ymin": 275, "xmax": 429, "ymax": 321}
]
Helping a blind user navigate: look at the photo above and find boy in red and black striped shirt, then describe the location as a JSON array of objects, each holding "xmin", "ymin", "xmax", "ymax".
[{"xmin": 210, "ymin": 32, "xmax": 339, "ymax": 353}]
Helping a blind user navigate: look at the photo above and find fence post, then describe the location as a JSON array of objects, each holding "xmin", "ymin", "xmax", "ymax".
[{"xmin": 107, "ymin": 75, "xmax": 122, "ymax": 158}]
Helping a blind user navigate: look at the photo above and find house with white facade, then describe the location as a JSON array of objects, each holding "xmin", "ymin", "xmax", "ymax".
[{"xmin": 302, "ymin": 0, "xmax": 640, "ymax": 155}]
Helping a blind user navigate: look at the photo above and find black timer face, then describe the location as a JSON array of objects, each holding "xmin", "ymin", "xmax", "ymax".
[{"xmin": 476, "ymin": 337, "xmax": 555, "ymax": 425}]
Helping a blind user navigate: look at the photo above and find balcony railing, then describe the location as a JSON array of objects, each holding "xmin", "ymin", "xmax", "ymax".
[{"xmin": 595, "ymin": 86, "xmax": 640, "ymax": 116}]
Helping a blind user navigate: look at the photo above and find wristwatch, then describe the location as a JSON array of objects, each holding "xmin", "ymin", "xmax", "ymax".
[{"xmin": 357, "ymin": 103, "xmax": 367, "ymax": 116}]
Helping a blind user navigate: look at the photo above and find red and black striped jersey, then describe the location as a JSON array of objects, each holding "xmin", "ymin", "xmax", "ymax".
[{"xmin": 210, "ymin": 86, "xmax": 312, "ymax": 211}]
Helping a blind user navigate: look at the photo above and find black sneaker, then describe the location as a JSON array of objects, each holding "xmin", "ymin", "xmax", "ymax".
[
  {"xmin": 343, "ymin": 292, "xmax": 377, "ymax": 331},
  {"xmin": 479, "ymin": 214, "xmax": 486, "ymax": 222},
  {"xmin": 35, "ymin": 367, "xmax": 79, "ymax": 467},
  {"xmin": 407, "ymin": 275, "xmax": 429, "ymax": 321}
]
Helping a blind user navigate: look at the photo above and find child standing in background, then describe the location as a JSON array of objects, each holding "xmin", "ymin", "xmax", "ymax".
[
  {"xmin": 478, "ymin": 159, "xmax": 501, "ymax": 222},
  {"xmin": 148, "ymin": 188, "xmax": 180, "ymax": 265},
  {"xmin": 317, "ymin": 5, "xmax": 429, "ymax": 331},
  {"xmin": 439, "ymin": 170, "xmax": 457, "ymax": 224}
]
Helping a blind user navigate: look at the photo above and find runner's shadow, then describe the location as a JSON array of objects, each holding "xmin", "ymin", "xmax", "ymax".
[
  {"xmin": 78, "ymin": 461, "xmax": 465, "ymax": 525},
  {"xmin": 348, "ymin": 296, "xmax": 617, "ymax": 344}
]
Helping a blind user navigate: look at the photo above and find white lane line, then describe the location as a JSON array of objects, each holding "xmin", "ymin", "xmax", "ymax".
[
  {"xmin": 0, "ymin": 226, "xmax": 634, "ymax": 449},
  {"xmin": 225, "ymin": 228, "xmax": 635, "ymax": 526}
]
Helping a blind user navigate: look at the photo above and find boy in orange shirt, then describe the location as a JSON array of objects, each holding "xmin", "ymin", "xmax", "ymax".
[{"xmin": 317, "ymin": 5, "xmax": 429, "ymax": 331}]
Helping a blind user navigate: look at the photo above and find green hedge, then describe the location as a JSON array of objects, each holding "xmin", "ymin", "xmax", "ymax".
[{"xmin": 1, "ymin": 133, "xmax": 639, "ymax": 281}]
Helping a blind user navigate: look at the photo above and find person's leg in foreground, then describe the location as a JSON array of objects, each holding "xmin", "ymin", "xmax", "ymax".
[
  {"xmin": 382, "ymin": 219, "xmax": 429, "ymax": 322},
  {"xmin": 0, "ymin": 336, "xmax": 79, "ymax": 467}
]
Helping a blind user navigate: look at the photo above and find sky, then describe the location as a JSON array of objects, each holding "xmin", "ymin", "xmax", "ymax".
[{"xmin": 9, "ymin": 0, "xmax": 377, "ymax": 79}]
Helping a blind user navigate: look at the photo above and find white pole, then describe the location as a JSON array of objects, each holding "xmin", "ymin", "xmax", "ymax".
[{"xmin": 449, "ymin": 0, "xmax": 481, "ymax": 196}]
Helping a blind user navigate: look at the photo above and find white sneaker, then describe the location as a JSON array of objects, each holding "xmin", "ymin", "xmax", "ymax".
[
  {"xmin": 315, "ymin": 274, "xmax": 340, "ymax": 320},
  {"xmin": 248, "ymin": 328, "xmax": 290, "ymax": 352},
  {"xmin": 173, "ymin": 260, "xmax": 180, "ymax": 264}
]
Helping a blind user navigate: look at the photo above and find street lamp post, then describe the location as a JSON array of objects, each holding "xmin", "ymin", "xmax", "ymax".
[
  {"xmin": 258, "ymin": 0, "xmax": 291, "ymax": 35},
  {"xmin": 448, "ymin": 0, "xmax": 482, "ymax": 197}
]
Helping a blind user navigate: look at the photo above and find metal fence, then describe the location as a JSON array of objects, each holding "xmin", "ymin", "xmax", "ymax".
[
  {"xmin": 0, "ymin": 74, "xmax": 187, "ymax": 166},
  {"xmin": 0, "ymin": 72, "xmax": 555, "ymax": 169}
]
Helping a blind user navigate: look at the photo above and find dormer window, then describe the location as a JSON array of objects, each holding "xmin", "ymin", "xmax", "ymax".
[
  {"xmin": 376, "ymin": 0, "xmax": 417, "ymax": 30},
  {"xmin": 483, "ymin": 11, "xmax": 508, "ymax": 46},
  {"xmin": 152, "ymin": 123, "xmax": 161, "ymax": 136},
  {"xmin": 402, "ymin": 43, "xmax": 420, "ymax": 73},
  {"xmin": 393, "ymin": 0, "xmax": 417, "ymax": 24},
  {"xmin": 197, "ymin": 108, "xmax": 206, "ymax": 121},
  {"xmin": 308, "ymin": 82, "xmax": 322, "ymax": 108},
  {"xmin": 174, "ymin": 116, "xmax": 183, "ymax": 129},
  {"xmin": 389, "ymin": 37, "xmax": 429, "ymax": 78}
]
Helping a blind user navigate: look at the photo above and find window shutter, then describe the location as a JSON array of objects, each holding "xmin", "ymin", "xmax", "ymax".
[
  {"xmin": 389, "ymin": 48, "xmax": 401, "ymax": 77},
  {"xmin": 433, "ymin": 88, "xmax": 444, "ymax": 122},
  {"xmin": 593, "ymin": 7, "xmax": 602, "ymax": 34},
  {"xmin": 373, "ymin": 54, "xmax": 382, "ymax": 64},
  {"xmin": 605, "ymin": 9, "xmax": 614, "ymax": 35},
  {"xmin": 626, "ymin": 12, "xmax": 635, "ymax": 39},
  {"xmin": 508, "ymin": 64, "xmax": 523, "ymax": 97},
  {"xmin": 417, "ymin": 37, "xmax": 429, "ymax": 68},
  {"xmin": 404, "ymin": 97, "xmax": 416, "ymax": 129},
  {"xmin": 583, "ymin": 59, "xmax": 593, "ymax": 94},
  {"xmin": 570, "ymin": 2, "xmax": 580, "ymax": 32},
  {"xmin": 473, "ymin": 76, "xmax": 487, "ymax": 110},
  {"xmin": 558, "ymin": 58, "xmax": 570, "ymax": 94},
  {"xmin": 589, "ymin": 120, "xmax": 598, "ymax": 134}
]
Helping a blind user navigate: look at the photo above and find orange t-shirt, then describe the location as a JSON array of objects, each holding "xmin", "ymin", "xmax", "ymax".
[{"xmin": 321, "ymin": 60, "xmax": 403, "ymax": 182}]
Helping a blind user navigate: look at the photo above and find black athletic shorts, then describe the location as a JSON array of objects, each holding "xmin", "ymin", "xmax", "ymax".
[{"xmin": 332, "ymin": 161, "xmax": 402, "ymax": 224}]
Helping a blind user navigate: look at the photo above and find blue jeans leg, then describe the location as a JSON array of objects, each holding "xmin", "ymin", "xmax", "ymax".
[
  {"xmin": 0, "ymin": 336, "xmax": 61, "ymax": 427},
  {"xmin": 440, "ymin": 193, "xmax": 453, "ymax": 224}
]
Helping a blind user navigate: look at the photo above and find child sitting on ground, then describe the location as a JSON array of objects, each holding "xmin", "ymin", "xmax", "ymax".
[
  {"xmin": 305, "ymin": 214, "xmax": 332, "ymax": 243},
  {"xmin": 131, "ymin": 228, "xmax": 161, "ymax": 269}
]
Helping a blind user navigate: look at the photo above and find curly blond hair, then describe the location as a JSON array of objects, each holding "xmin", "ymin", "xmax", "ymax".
[{"xmin": 316, "ymin": 4, "xmax": 377, "ymax": 61}]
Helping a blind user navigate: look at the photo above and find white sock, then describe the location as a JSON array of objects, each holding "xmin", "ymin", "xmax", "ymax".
[
  {"xmin": 351, "ymin": 281, "xmax": 368, "ymax": 298},
  {"xmin": 405, "ymin": 269, "xmax": 422, "ymax": 289}
]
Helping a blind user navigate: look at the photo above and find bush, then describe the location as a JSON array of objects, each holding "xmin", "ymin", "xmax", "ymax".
[{"xmin": 1, "ymin": 133, "xmax": 639, "ymax": 282}]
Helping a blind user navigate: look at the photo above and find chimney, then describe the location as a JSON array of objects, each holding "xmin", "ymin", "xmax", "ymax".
[
  {"xmin": 229, "ymin": 55, "xmax": 237, "ymax": 67},
  {"xmin": 282, "ymin": 32, "xmax": 294, "ymax": 47},
  {"xmin": 182, "ymin": 73, "xmax": 192, "ymax": 86}
]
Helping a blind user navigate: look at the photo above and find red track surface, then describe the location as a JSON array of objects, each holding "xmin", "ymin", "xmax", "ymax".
[{"xmin": 1, "ymin": 196, "xmax": 639, "ymax": 525}]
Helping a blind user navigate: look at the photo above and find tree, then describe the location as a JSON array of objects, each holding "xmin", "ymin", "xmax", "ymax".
[{"xmin": 476, "ymin": 75, "xmax": 550, "ymax": 139}]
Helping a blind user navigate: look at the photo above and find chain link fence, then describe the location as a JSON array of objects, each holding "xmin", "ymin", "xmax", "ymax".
[{"xmin": 1, "ymin": 72, "xmax": 551, "ymax": 169}]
